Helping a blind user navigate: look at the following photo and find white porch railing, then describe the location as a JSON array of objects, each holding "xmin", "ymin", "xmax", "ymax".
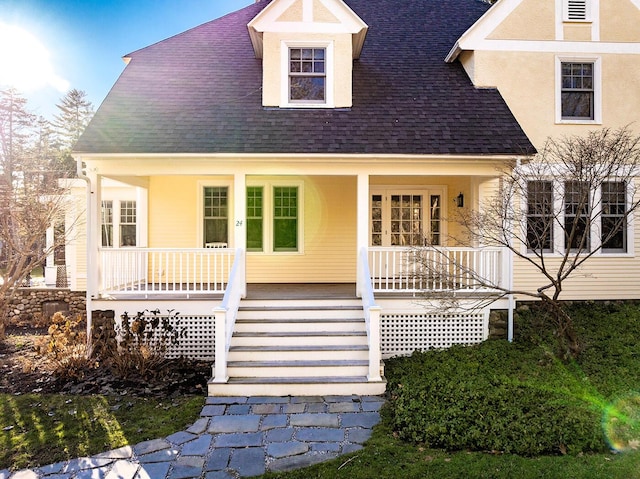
[
  {"xmin": 99, "ymin": 248, "xmax": 234, "ymax": 296},
  {"xmin": 359, "ymin": 247, "xmax": 383, "ymax": 382},
  {"xmin": 212, "ymin": 248, "xmax": 245, "ymax": 384},
  {"xmin": 368, "ymin": 246, "xmax": 505, "ymax": 293}
]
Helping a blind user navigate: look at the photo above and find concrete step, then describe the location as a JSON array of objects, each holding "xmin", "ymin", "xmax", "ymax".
[
  {"xmin": 227, "ymin": 360, "xmax": 370, "ymax": 378},
  {"xmin": 208, "ymin": 376, "xmax": 387, "ymax": 397},
  {"xmin": 228, "ymin": 345, "xmax": 369, "ymax": 362},
  {"xmin": 237, "ymin": 308, "xmax": 364, "ymax": 321},
  {"xmin": 231, "ymin": 331, "xmax": 368, "ymax": 347},
  {"xmin": 234, "ymin": 318, "xmax": 365, "ymax": 334}
]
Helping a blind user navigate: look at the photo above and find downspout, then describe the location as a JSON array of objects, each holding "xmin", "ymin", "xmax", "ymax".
[{"xmin": 76, "ymin": 157, "xmax": 94, "ymax": 355}]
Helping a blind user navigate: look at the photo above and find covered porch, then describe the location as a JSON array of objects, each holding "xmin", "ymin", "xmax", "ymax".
[{"xmin": 78, "ymin": 156, "xmax": 514, "ymax": 395}]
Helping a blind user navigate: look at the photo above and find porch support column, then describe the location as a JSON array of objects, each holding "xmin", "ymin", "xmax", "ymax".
[
  {"xmin": 356, "ymin": 173, "xmax": 369, "ymax": 297},
  {"xmin": 88, "ymin": 171, "xmax": 102, "ymax": 299},
  {"xmin": 136, "ymin": 186, "xmax": 148, "ymax": 248},
  {"xmin": 234, "ymin": 172, "xmax": 247, "ymax": 298}
]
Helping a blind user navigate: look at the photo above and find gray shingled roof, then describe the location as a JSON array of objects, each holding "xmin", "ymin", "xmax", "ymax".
[{"xmin": 74, "ymin": 0, "xmax": 535, "ymax": 156}]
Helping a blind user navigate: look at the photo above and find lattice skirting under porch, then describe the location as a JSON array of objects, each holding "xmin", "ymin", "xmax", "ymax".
[
  {"xmin": 380, "ymin": 310, "xmax": 489, "ymax": 359},
  {"xmin": 120, "ymin": 314, "xmax": 216, "ymax": 361}
]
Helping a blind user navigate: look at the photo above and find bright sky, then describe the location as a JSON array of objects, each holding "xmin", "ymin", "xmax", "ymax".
[{"xmin": 0, "ymin": 0, "xmax": 254, "ymax": 120}]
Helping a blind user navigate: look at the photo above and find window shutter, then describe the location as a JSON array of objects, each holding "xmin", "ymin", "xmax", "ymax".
[{"xmin": 565, "ymin": 0, "xmax": 588, "ymax": 21}]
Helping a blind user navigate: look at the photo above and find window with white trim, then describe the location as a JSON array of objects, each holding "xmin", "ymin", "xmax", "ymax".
[
  {"xmin": 289, "ymin": 48, "xmax": 325, "ymax": 103},
  {"xmin": 281, "ymin": 42, "xmax": 333, "ymax": 108},
  {"xmin": 246, "ymin": 181, "xmax": 303, "ymax": 254},
  {"xmin": 101, "ymin": 200, "xmax": 113, "ymax": 247},
  {"xmin": 371, "ymin": 188, "xmax": 445, "ymax": 247},
  {"xmin": 101, "ymin": 200, "xmax": 138, "ymax": 248},
  {"xmin": 601, "ymin": 181, "xmax": 627, "ymax": 253},
  {"xmin": 557, "ymin": 57, "xmax": 600, "ymax": 124},
  {"xmin": 120, "ymin": 201, "xmax": 137, "ymax": 247},
  {"xmin": 525, "ymin": 180, "xmax": 630, "ymax": 255},
  {"xmin": 526, "ymin": 181, "xmax": 554, "ymax": 252},
  {"xmin": 203, "ymin": 186, "xmax": 228, "ymax": 248}
]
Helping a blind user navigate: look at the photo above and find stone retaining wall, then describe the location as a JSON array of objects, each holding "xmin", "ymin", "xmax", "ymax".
[{"xmin": 7, "ymin": 289, "xmax": 86, "ymax": 323}]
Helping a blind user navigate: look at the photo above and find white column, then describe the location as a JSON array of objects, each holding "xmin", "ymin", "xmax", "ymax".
[
  {"xmin": 88, "ymin": 172, "xmax": 101, "ymax": 298},
  {"xmin": 356, "ymin": 173, "xmax": 370, "ymax": 297},
  {"xmin": 136, "ymin": 186, "xmax": 149, "ymax": 248},
  {"xmin": 234, "ymin": 172, "xmax": 247, "ymax": 298}
]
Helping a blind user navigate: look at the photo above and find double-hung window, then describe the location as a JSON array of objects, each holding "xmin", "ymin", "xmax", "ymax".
[
  {"xmin": 557, "ymin": 57, "xmax": 600, "ymax": 123},
  {"xmin": 601, "ymin": 181, "xmax": 627, "ymax": 252},
  {"xmin": 289, "ymin": 48, "xmax": 326, "ymax": 103},
  {"xmin": 203, "ymin": 186, "xmax": 228, "ymax": 247},
  {"xmin": 561, "ymin": 63, "xmax": 594, "ymax": 120},
  {"xmin": 564, "ymin": 181, "xmax": 590, "ymax": 251},
  {"xmin": 120, "ymin": 201, "xmax": 137, "ymax": 247},
  {"xmin": 101, "ymin": 200, "xmax": 114, "ymax": 247},
  {"xmin": 526, "ymin": 181, "xmax": 554, "ymax": 252}
]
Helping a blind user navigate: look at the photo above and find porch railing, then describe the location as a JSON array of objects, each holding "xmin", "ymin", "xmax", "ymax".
[
  {"xmin": 212, "ymin": 248, "xmax": 245, "ymax": 384},
  {"xmin": 368, "ymin": 246, "xmax": 505, "ymax": 293},
  {"xmin": 99, "ymin": 247, "xmax": 234, "ymax": 296},
  {"xmin": 359, "ymin": 248, "xmax": 383, "ymax": 382}
]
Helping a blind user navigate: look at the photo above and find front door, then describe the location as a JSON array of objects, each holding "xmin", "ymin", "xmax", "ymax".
[{"xmin": 371, "ymin": 187, "xmax": 444, "ymax": 247}]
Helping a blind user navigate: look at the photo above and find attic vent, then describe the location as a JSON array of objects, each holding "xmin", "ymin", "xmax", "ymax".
[{"xmin": 564, "ymin": 0, "xmax": 589, "ymax": 21}]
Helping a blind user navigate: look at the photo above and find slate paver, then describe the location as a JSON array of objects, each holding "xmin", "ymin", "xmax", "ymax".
[
  {"xmin": 265, "ymin": 427, "xmax": 294, "ymax": 442},
  {"xmin": 342, "ymin": 443, "xmax": 365, "ymax": 454},
  {"xmin": 135, "ymin": 462, "xmax": 171, "ymax": 479},
  {"xmin": 252, "ymin": 404, "xmax": 282, "ymax": 414},
  {"xmin": 186, "ymin": 418, "xmax": 210, "ymax": 435},
  {"xmin": 133, "ymin": 439, "xmax": 172, "ymax": 456},
  {"xmin": 215, "ymin": 432, "xmax": 263, "ymax": 448},
  {"xmin": 261, "ymin": 414, "xmax": 288, "ymax": 430},
  {"xmin": 347, "ymin": 427, "xmax": 374, "ymax": 444},
  {"xmin": 205, "ymin": 472, "xmax": 235, "ymax": 479},
  {"xmin": 95, "ymin": 446, "xmax": 134, "ymax": 460},
  {"xmin": 206, "ymin": 397, "xmax": 247, "ymax": 405},
  {"xmin": 105, "ymin": 460, "xmax": 138, "ymax": 479},
  {"xmin": 209, "ymin": 415, "xmax": 262, "ymax": 433},
  {"xmin": 181, "ymin": 434, "xmax": 213, "ymax": 456},
  {"xmin": 227, "ymin": 404, "xmax": 251, "ymax": 415},
  {"xmin": 328, "ymin": 402, "xmax": 361, "ymax": 413},
  {"xmin": 205, "ymin": 448, "xmax": 232, "ymax": 471},
  {"xmin": 200, "ymin": 405, "xmax": 227, "ymax": 417},
  {"xmin": 229, "ymin": 447, "xmax": 266, "ymax": 477},
  {"xmin": 267, "ymin": 441, "xmax": 310, "ymax": 459},
  {"xmin": 296, "ymin": 427, "xmax": 345, "ymax": 442},
  {"xmin": 136, "ymin": 448, "xmax": 179, "ymax": 464},
  {"xmin": 310, "ymin": 442, "xmax": 341, "ymax": 452},
  {"xmin": 289, "ymin": 413, "xmax": 339, "ymax": 427},
  {"xmin": 341, "ymin": 412, "xmax": 381, "ymax": 428},
  {"xmin": 268, "ymin": 452, "xmax": 337, "ymax": 473},
  {"xmin": 38, "ymin": 462, "xmax": 66, "ymax": 475},
  {"xmin": 166, "ymin": 431, "xmax": 197, "ymax": 446}
]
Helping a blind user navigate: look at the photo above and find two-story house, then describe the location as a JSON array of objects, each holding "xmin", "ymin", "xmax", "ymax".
[{"xmin": 70, "ymin": 0, "xmax": 640, "ymax": 396}]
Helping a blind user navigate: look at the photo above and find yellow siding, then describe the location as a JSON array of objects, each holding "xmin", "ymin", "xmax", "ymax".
[
  {"xmin": 488, "ymin": 0, "xmax": 555, "ymax": 41},
  {"xmin": 149, "ymin": 176, "xmax": 234, "ymax": 248},
  {"xmin": 247, "ymin": 176, "xmax": 357, "ymax": 283}
]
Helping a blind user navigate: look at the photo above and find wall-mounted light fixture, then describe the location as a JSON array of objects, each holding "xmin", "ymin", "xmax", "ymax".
[{"xmin": 455, "ymin": 192, "xmax": 464, "ymax": 208}]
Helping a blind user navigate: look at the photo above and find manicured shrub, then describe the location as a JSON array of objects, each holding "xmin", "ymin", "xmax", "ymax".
[{"xmin": 384, "ymin": 340, "xmax": 606, "ymax": 456}]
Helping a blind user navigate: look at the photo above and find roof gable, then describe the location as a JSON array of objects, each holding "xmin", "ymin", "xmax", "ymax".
[{"xmin": 248, "ymin": 0, "xmax": 368, "ymax": 58}]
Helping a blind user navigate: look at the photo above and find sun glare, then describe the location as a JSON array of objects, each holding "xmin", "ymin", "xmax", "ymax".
[{"xmin": 0, "ymin": 22, "xmax": 69, "ymax": 93}]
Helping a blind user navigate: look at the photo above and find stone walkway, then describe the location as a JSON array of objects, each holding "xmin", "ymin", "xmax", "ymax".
[{"xmin": 2, "ymin": 395, "xmax": 384, "ymax": 479}]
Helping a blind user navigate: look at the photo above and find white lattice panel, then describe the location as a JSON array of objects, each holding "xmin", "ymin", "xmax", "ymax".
[
  {"xmin": 123, "ymin": 314, "xmax": 215, "ymax": 361},
  {"xmin": 380, "ymin": 310, "xmax": 488, "ymax": 359},
  {"xmin": 165, "ymin": 315, "xmax": 215, "ymax": 360}
]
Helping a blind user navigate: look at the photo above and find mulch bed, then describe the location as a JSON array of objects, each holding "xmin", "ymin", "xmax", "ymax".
[{"xmin": 0, "ymin": 323, "xmax": 210, "ymax": 398}]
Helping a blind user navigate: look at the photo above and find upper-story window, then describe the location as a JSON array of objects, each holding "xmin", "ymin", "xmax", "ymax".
[
  {"xmin": 561, "ymin": 62, "xmax": 593, "ymax": 120},
  {"xmin": 557, "ymin": 57, "xmax": 600, "ymax": 124},
  {"xmin": 289, "ymin": 48, "xmax": 326, "ymax": 103},
  {"xmin": 563, "ymin": 0, "xmax": 590, "ymax": 22},
  {"xmin": 281, "ymin": 42, "xmax": 333, "ymax": 108}
]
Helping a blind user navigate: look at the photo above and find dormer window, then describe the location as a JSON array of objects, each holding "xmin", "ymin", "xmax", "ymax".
[
  {"xmin": 281, "ymin": 41, "xmax": 334, "ymax": 108},
  {"xmin": 563, "ymin": 0, "xmax": 590, "ymax": 22},
  {"xmin": 289, "ymin": 48, "xmax": 326, "ymax": 103}
]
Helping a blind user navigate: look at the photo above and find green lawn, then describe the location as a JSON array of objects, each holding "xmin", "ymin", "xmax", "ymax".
[{"xmin": 0, "ymin": 394, "xmax": 203, "ymax": 471}]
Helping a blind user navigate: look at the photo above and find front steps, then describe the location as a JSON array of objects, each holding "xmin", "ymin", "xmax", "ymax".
[{"xmin": 208, "ymin": 298, "xmax": 386, "ymax": 396}]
